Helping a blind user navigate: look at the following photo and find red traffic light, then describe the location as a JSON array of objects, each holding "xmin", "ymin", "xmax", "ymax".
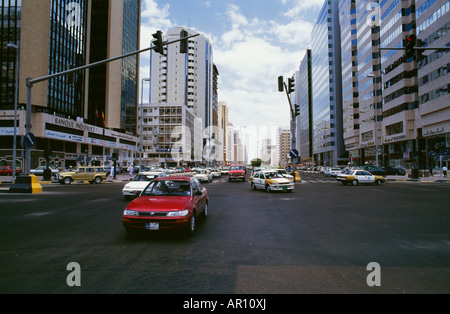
[{"xmin": 406, "ymin": 34, "xmax": 416, "ymax": 43}]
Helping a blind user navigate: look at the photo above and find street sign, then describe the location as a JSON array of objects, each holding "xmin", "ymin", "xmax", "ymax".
[
  {"xmin": 25, "ymin": 133, "xmax": 36, "ymax": 148},
  {"xmin": 289, "ymin": 149, "xmax": 299, "ymax": 159}
]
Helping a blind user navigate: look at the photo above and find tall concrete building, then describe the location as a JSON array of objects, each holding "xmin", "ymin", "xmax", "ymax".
[
  {"xmin": 145, "ymin": 27, "xmax": 216, "ymax": 167},
  {"xmin": 0, "ymin": 0, "xmax": 140, "ymax": 170},
  {"xmin": 311, "ymin": 0, "xmax": 345, "ymax": 166}
]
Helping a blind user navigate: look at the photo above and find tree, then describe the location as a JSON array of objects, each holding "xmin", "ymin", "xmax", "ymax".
[{"xmin": 251, "ymin": 158, "xmax": 262, "ymax": 168}]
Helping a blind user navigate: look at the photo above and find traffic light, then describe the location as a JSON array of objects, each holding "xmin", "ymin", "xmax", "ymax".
[
  {"xmin": 415, "ymin": 38, "xmax": 425, "ymax": 62},
  {"xmin": 278, "ymin": 76, "xmax": 284, "ymax": 92},
  {"xmin": 405, "ymin": 34, "xmax": 416, "ymax": 59},
  {"xmin": 180, "ymin": 29, "xmax": 188, "ymax": 53},
  {"xmin": 288, "ymin": 77, "xmax": 295, "ymax": 94},
  {"xmin": 152, "ymin": 31, "xmax": 164, "ymax": 55},
  {"xmin": 294, "ymin": 104, "xmax": 300, "ymax": 117}
]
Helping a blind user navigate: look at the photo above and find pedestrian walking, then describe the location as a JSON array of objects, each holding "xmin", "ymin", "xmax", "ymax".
[
  {"xmin": 129, "ymin": 165, "xmax": 134, "ymax": 176},
  {"xmin": 429, "ymin": 166, "xmax": 433, "ymax": 177},
  {"xmin": 110, "ymin": 166, "xmax": 114, "ymax": 178},
  {"xmin": 443, "ymin": 165, "xmax": 448, "ymax": 177}
]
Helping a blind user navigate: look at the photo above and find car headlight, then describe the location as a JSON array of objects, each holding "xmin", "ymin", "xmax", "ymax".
[
  {"xmin": 167, "ymin": 209, "xmax": 189, "ymax": 217},
  {"xmin": 123, "ymin": 210, "xmax": 139, "ymax": 216}
]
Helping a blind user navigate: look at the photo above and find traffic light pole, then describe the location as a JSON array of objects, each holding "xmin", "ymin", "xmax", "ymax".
[{"xmin": 13, "ymin": 32, "xmax": 199, "ymax": 193}]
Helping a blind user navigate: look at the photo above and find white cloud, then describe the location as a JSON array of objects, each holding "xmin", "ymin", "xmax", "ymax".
[{"xmin": 213, "ymin": 4, "xmax": 311, "ymax": 126}]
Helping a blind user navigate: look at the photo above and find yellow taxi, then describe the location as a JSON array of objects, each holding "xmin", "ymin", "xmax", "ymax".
[
  {"xmin": 336, "ymin": 169, "xmax": 385, "ymax": 186},
  {"xmin": 249, "ymin": 170, "xmax": 295, "ymax": 192}
]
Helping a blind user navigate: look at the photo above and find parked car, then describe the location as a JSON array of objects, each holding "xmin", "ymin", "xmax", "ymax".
[
  {"xmin": 363, "ymin": 165, "xmax": 386, "ymax": 176},
  {"xmin": 0, "ymin": 166, "xmax": 22, "ymax": 176},
  {"xmin": 55, "ymin": 166, "xmax": 107, "ymax": 185},
  {"xmin": 249, "ymin": 170, "xmax": 295, "ymax": 192},
  {"xmin": 122, "ymin": 176, "xmax": 208, "ymax": 236},
  {"xmin": 385, "ymin": 167, "xmax": 406, "ymax": 175},
  {"xmin": 228, "ymin": 165, "xmax": 246, "ymax": 182},
  {"xmin": 122, "ymin": 174, "xmax": 157, "ymax": 200},
  {"xmin": 336, "ymin": 170, "xmax": 385, "ymax": 186},
  {"xmin": 30, "ymin": 166, "xmax": 59, "ymax": 176}
]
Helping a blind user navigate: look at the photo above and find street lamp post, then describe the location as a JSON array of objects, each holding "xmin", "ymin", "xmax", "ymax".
[{"xmin": 7, "ymin": 42, "xmax": 19, "ymax": 181}]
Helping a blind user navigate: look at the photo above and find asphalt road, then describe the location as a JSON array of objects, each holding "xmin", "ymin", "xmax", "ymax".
[{"xmin": 0, "ymin": 173, "xmax": 449, "ymax": 295}]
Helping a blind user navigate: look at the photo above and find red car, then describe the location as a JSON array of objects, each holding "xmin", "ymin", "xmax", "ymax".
[
  {"xmin": 0, "ymin": 166, "xmax": 22, "ymax": 176},
  {"xmin": 122, "ymin": 176, "xmax": 208, "ymax": 236},
  {"xmin": 228, "ymin": 165, "xmax": 246, "ymax": 182}
]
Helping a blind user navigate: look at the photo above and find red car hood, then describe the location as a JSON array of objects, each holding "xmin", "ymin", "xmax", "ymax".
[
  {"xmin": 229, "ymin": 170, "xmax": 244, "ymax": 174},
  {"xmin": 127, "ymin": 196, "xmax": 191, "ymax": 212}
]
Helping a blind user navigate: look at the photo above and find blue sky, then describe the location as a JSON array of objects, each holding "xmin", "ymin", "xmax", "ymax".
[{"xmin": 139, "ymin": 0, "xmax": 324, "ymax": 158}]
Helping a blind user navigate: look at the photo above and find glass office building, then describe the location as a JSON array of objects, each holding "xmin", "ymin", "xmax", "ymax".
[
  {"xmin": 0, "ymin": 0, "xmax": 140, "ymax": 170},
  {"xmin": 311, "ymin": 0, "xmax": 344, "ymax": 166}
]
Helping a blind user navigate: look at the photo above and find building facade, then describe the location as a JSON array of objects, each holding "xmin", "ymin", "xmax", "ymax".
[
  {"xmin": 416, "ymin": 0, "xmax": 449, "ymax": 170},
  {"xmin": 0, "ymin": 0, "xmax": 140, "ymax": 170},
  {"xmin": 146, "ymin": 27, "xmax": 217, "ymax": 167},
  {"xmin": 311, "ymin": 0, "xmax": 345, "ymax": 166}
]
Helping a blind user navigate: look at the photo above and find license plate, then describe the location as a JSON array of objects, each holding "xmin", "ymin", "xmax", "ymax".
[
  {"xmin": 283, "ymin": 186, "xmax": 287, "ymax": 190},
  {"xmin": 145, "ymin": 222, "xmax": 159, "ymax": 230}
]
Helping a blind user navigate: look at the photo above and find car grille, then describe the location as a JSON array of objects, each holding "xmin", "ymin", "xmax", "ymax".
[{"xmin": 137, "ymin": 211, "xmax": 167, "ymax": 217}]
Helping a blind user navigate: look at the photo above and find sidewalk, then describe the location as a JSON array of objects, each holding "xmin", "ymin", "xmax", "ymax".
[
  {"xmin": 0, "ymin": 173, "xmax": 133, "ymax": 185},
  {"xmin": 385, "ymin": 175, "xmax": 450, "ymax": 183}
]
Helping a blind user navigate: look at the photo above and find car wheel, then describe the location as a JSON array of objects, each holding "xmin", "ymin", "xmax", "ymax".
[
  {"xmin": 375, "ymin": 179, "xmax": 382, "ymax": 185},
  {"xmin": 251, "ymin": 182, "xmax": 256, "ymax": 190},
  {"xmin": 265, "ymin": 185, "xmax": 271, "ymax": 192},
  {"xmin": 187, "ymin": 213, "xmax": 196, "ymax": 236},
  {"xmin": 63, "ymin": 177, "xmax": 72, "ymax": 185},
  {"xmin": 351, "ymin": 179, "xmax": 358, "ymax": 186},
  {"xmin": 203, "ymin": 203, "xmax": 208, "ymax": 219},
  {"xmin": 94, "ymin": 176, "xmax": 102, "ymax": 184}
]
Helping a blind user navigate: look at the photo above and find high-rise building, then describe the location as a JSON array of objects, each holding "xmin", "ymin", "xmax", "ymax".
[
  {"xmin": 311, "ymin": 0, "xmax": 345, "ymax": 166},
  {"xmin": 0, "ymin": 0, "xmax": 140, "ymax": 170},
  {"xmin": 277, "ymin": 127, "xmax": 290, "ymax": 167},
  {"xmin": 146, "ymin": 27, "xmax": 215, "ymax": 166},
  {"xmin": 416, "ymin": 0, "xmax": 449, "ymax": 170},
  {"xmin": 338, "ymin": 0, "xmax": 360, "ymax": 166},
  {"xmin": 296, "ymin": 49, "xmax": 314, "ymax": 166}
]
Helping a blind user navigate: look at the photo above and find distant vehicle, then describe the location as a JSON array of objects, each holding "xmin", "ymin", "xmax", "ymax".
[
  {"xmin": 363, "ymin": 165, "xmax": 386, "ymax": 176},
  {"xmin": 193, "ymin": 169, "xmax": 213, "ymax": 183},
  {"xmin": 228, "ymin": 165, "xmax": 246, "ymax": 182},
  {"xmin": 249, "ymin": 170, "xmax": 295, "ymax": 192},
  {"xmin": 385, "ymin": 167, "xmax": 406, "ymax": 175},
  {"xmin": 274, "ymin": 169, "xmax": 294, "ymax": 181},
  {"xmin": 30, "ymin": 166, "xmax": 59, "ymax": 176},
  {"xmin": 324, "ymin": 168, "xmax": 342, "ymax": 177},
  {"xmin": 122, "ymin": 176, "xmax": 208, "ymax": 236},
  {"xmin": 122, "ymin": 174, "xmax": 156, "ymax": 200},
  {"xmin": 336, "ymin": 170, "xmax": 385, "ymax": 186},
  {"xmin": 0, "ymin": 166, "xmax": 22, "ymax": 176},
  {"xmin": 55, "ymin": 166, "xmax": 107, "ymax": 185}
]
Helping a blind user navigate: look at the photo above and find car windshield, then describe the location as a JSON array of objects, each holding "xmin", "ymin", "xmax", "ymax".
[
  {"xmin": 132, "ymin": 175, "xmax": 153, "ymax": 182},
  {"xmin": 142, "ymin": 180, "xmax": 191, "ymax": 196},
  {"xmin": 277, "ymin": 170, "xmax": 288, "ymax": 175},
  {"xmin": 230, "ymin": 166, "xmax": 243, "ymax": 170},
  {"xmin": 264, "ymin": 172, "xmax": 283, "ymax": 179}
]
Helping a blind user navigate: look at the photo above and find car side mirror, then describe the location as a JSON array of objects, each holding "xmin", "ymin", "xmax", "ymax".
[{"xmin": 194, "ymin": 190, "xmax": 202, "ymax": 196}]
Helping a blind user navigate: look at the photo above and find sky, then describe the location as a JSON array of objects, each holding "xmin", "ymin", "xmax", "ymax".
[{"xmin": 139, "ymin": 0, "xmax": 324, "ymax": 160}]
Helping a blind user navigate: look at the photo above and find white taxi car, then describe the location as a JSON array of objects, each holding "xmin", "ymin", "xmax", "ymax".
[
  {"xmin": 336, "ymin": 170, "xmax": 385, "ymax": 186},
  {"xmin": 210, "ymin": 168, "xmax": 221, "ymax": 178},
  {"xmin": 122, "ymin": 172, "xmax": 161, "ymax": 200},
  {"xmin": 249, "ymin": 170, "xmax": 295, "ymax": 192},
  {"xmin": 193, "ymin": 169, "xmax": 213, "ymax": 183}
]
